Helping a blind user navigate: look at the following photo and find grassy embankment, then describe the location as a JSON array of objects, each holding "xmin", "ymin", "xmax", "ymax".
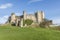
[{"xmin": 0, "ymin": 25, "xmax": 60, "ymax": 40}]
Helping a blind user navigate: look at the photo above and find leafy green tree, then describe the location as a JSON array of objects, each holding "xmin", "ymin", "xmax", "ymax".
[
  {"xmin": 40, "ymin": 18, "xmax": 52, "ymax": 28},
  {"xmin": 23, "ymin": 19, "xmax": 33, "ymax": 26},
  {"xmin": 11, "ymin": 13, "xmax": 15, "ymax": 15}
]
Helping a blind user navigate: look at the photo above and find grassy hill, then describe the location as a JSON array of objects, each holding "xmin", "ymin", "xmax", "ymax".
[{"xmin": 0, "ymin": 26, "xmax": 60, "ymax": 40}]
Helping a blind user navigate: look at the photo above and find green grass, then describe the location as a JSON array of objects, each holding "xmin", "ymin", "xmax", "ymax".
[{"xmin": 0, "ymin": 26, "xmax": 60, "ymax": 40}]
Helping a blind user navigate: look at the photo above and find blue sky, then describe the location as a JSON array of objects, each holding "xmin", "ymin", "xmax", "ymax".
[{"xmin": 0, "ymin": 0, "xmax": 60, "ymax": 24}]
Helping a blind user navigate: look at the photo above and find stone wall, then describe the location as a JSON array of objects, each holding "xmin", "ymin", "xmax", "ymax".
[
  {"xmin": 35, "ymin": 11, "xmax": 44, "ymax": 23},
  {"xmin": 9, "ymin": 11, "xmax": 45, "ymax": 27},
  {"xmin": 11, "ymin": 13, "xmax": 16, "ymax": 23},
  {"xmin": 26, "ymin": 14, "xmax": 36, "ymax": 22},
  {"xmin": 23, "ymin": 11, "xmax": 45, "ymax": 23}
]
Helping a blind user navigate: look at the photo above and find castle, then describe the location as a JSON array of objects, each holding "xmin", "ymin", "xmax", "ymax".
[{"xmin": 7, "ymin": 11, "xmax": 46, "ymax": 27}]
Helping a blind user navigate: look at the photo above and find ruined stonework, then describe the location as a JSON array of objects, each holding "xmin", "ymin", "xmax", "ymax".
[{"xmin": 8, "ymin": 11, "xmax": 45, "ymax": 27}]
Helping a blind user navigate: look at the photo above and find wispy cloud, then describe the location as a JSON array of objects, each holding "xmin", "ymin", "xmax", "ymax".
[
  {"xmin": 0, "ymin": 15, "xmax": 9, "ymax": 24},
  {"xmin": 50, "ymin": 16, "xmax": 60, "ymax": 25},
  {"xmin": 0, "ymin": 3, "xmax": 13, "ymax": 9},
  {"xmin": 28, "ymin": 0, "xmax": 43, "ymax": 4}
]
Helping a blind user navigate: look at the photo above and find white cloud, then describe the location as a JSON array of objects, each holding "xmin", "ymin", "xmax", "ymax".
[
  {"xmin": 50, "ymin": 16, "xmax": 60, "ymax": 25},
  {"xmin": 0, "ymin": 15, "xmax": 9, "ymax": 24},
  {"xmin": 28, "ymin": 0, "xmax": 43, "ymax": 4},
  {"xmin": 0, "ymin": 3, "xmax": 13, "ymax": 9}
]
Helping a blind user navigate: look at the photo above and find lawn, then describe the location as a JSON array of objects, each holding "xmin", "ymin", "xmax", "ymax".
[{"xmin": 0, "ymin": 25, "xmax": 60, "ymax": 40}]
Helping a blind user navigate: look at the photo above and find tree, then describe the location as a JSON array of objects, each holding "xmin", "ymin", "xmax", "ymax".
[
  {"xmin": 23, "ymin": 19, "xmax": 33, "ymax": 26},
  {"xmin": 40, "ymin": 18, "xmax": 52, "ymax": 28},
  {"xmin": 11, "ymin": 13, "xmax": 15, "ymax": 15}
]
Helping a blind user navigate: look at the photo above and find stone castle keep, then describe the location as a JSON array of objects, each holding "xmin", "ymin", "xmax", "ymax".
[{"xmin": 8, "ymin": 11, "xmax": 45, "ymax": 27}]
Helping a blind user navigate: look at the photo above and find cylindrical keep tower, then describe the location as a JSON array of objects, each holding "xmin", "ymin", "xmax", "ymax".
[
  {"xmin": 23, "ymin": 11, "xmax": 27, "ymax": 20},
  {"xmin": 37, "ymin": 11, "xmax": 45, "ymax": 24}
]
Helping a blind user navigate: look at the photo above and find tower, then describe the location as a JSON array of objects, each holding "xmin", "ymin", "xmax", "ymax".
[
  {"xmin": 11, "ymin": 13, "xmax": 16, "ymax": 23},
  {"xmin": 23, "ymin": 11, "xmax": 27, "ymax": 20},
  {"xmin": 20, "ymin": 18, "xmax": 23, "ymax": 27},
  {"xmin": 36, "ymin": 11, "xmax": 45, "ymax": 24}
]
